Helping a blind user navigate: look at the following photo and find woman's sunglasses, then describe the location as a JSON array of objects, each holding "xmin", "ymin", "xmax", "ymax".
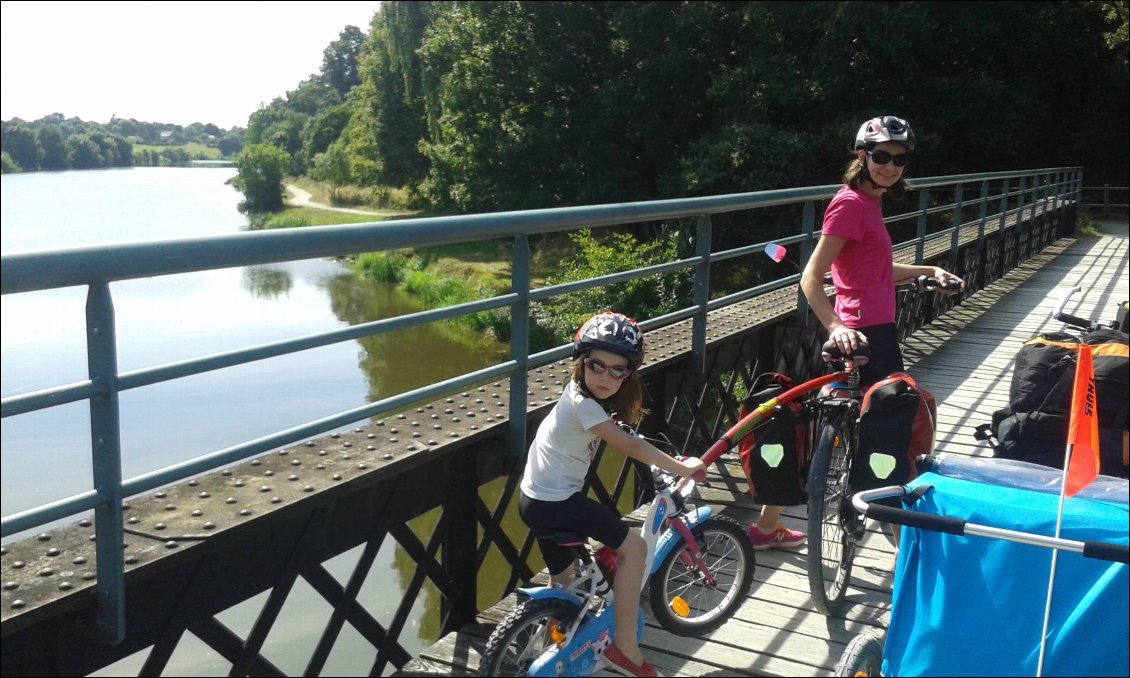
[
  {"xmin": 583, "ymin": 357, "xmax": 632, "ymax": 380},
  {"xmin": 867, "ymin": 149, "xmax": 912, "ymax": 167}
]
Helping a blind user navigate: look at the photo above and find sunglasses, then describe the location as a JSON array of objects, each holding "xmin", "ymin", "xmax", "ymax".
[
  {"xmin": 583, "ymin": 357, "xmax": 633, "ymax": 380},
  {"xmin": 867, "ymin": 149, "xmax": 912, "ymax": 167}
]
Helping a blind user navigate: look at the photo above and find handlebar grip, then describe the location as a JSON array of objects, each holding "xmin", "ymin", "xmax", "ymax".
[
  {"xmin": 1083, "ymin": 540, "xmax": 1130, "ymax": 564},
  {"xmin": 821, "ymin": 338, "xmax": 871, "ymax": 364},
  {"xmin": 1054, "ymin": 311, "xmax": 1098, "ymax": 332},
  {"xmin": 916, "ymin": 275, "xmax": 962, "ymax": 292},
  {"xmin": 865, "ymin": 501, "xmax": 967, "ymax": 536}
]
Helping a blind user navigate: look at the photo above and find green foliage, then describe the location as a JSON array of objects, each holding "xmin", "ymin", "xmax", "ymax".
[
  {"xmin": 35, "ymin": 126, "xmax": 67, "ymax": 170},
  {"xmin": 322, "ymin": 24, "xmax": 368, "ymax": 96},
  {"xmin": 540, "ymin": 228, "xmax": 692, "ymax": 339},
  {"xmin": 1, "ymin": 151, "xmax": 19, "ymax": 173},
  {"xmin": 233, "ymin": 143, "xmax": 291, "ymax": 212},
  {"xmin": 1, "ymin": 123, "xmax": 42, "ymax": 171}
]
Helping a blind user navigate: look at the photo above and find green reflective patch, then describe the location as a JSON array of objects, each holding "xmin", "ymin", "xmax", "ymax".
[
  {"xmin": 869, "ymin": 453, "xmax": 897, "ymax": 479},
  {"xmin": 760, "ymin": 444, "xmax": 785, "ymax": 468}
]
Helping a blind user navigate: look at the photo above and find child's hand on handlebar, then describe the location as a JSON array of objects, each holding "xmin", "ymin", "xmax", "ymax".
[
  {"xmin": 827, "ymin": 325, "xmax": 868, "ymax": 358},
  {"xmin": 675, "ymin": 455, "xmax": 707, "ymax": 483}
]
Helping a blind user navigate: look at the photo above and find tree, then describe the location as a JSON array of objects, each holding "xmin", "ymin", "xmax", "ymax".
[
  {"xmin": 311, "ymin": 141, "xmax": 354, "ymax": 202},
  {"xmin": 300, "ymin": 104, "xmax": 352, "ymax": 171},
  {"xmin": 1, "ymin": 122, "xmax": 42, "ymax": 171},
  {"xmin": 322, "ymin": 25, "xmax": 368, "ymax": 96},
  {"xmin": 233, "ymin": 143, "xmax": 291, "ymax": 212},
  {"xmin": 36, "ymin": 125, "xmax": 68, "ymax": 170},
  {"xmin": 65, "ymin": 135, "xmax": 104, "ymax": 169}
]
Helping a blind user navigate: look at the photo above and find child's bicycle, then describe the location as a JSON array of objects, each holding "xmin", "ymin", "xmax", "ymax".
[{"xmin": 478, "ymin": 432, "xmax": 755, "ymax": 676}]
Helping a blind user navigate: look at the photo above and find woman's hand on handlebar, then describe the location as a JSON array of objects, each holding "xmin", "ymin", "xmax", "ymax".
[
  {"xmin": 826, "ymin": 325, "xmax": 869, "ymax": 360},
  {"xmin": 921, "ymin": 268, "xmax": 964, "ymax": 296}
]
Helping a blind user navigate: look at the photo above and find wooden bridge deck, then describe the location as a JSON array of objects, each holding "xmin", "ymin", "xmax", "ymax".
[{"xmin": 402, "ymin": 221, "xmax": 1129, "ymax": 677}]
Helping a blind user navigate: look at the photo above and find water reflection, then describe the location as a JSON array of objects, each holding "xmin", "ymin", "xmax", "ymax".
[{"xmin": 243, "ymin": 266, "xmax": 295, "ymax": 299}]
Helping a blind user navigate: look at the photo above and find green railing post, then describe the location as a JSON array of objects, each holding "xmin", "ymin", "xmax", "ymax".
[
  {"xmin": 950, "ymin": 183, "xmax": 964, "ymax": 273},
  {"xmin": 916, "ymin": 190, "xmax": 929, "ymax": 264},
  {"xmin": 1016, "ymin": 175, "xmax": 1028, "ymax": 261},
  {"xmin": 996, "ymin": 177, "xmax": 1011, "ymax": 280},
  {"xmin": 507, "ymin": 235, "xmax": 530, "ymax": 460},
  {"xmin": 86, "ymin": 282, "xmax": 125, "ymax": 644},
  {"xmin": 691, "ymin": 215, "xmax": 712, "ymax": 378},
  {"xmin": 796, "ymin": 201, "xmax": 816, "ymax": 326}
]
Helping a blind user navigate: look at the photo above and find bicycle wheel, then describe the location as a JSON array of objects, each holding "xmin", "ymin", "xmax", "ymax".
[
  {"xmin": 833, "ymin": 631, "xmax": 885, "ymax": 676},
  {"xmin": 806, "ymin": 408, "xmax": 862, "ymax": 616},
  {"xmin": 478, "ymin": 597, "xmax": 581, "ymax": 676},
  {"xmin": 648, "ymin": 514, "xmax": 755, "ymax": 635}
]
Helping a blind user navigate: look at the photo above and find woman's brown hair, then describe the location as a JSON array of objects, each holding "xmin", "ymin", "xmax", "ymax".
[{"xmin": 842, "ymin": 151, "xmax": 911, "ymax": 199}]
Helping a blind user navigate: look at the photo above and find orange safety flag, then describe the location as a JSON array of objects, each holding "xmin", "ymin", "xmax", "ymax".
[{"xmin": 1065, "ymin": 343, "xmax": 1100, "ymax": 496}]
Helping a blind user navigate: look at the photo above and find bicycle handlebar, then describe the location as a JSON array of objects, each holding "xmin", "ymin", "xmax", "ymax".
[
  {"xmin": 1051, "ymin": 286, "xmax": 1107, "ymax": 332},
  {"xmin": 915, "ymin": 275, "xmax": 962, "ymax": 292},
  {"xmin": 852, "ymin": 486, "xmax": 1130, "ymax": 564}
]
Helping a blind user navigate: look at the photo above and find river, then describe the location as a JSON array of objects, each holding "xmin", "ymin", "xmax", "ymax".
[{"xmin": 0, "ymin": 166, "xmax": 509, "ymax": 674}]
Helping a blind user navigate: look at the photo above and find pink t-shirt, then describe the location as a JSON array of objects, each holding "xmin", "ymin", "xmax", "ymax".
[{"xmin": 821, "ymin": 185, "xmax": 894, "ymax": 328}]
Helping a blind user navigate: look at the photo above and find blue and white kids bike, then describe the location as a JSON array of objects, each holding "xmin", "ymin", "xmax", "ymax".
[{"xmin": 479, "ymin": 432, "xmax": 755, "ymax": 676}]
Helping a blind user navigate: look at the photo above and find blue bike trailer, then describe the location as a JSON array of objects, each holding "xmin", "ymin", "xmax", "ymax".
[{"xmin": 871, "ymin": 456, "xmax": 1128, "ymax": 676}]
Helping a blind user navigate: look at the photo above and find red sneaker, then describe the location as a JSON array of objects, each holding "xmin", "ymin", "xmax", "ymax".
[
  {"xmin": 748, "ymin": 524, "xmax": 806, "ymax": 551},
  {"xmin": 603, "ymin": 643, "xmax": 661, "ymax": 677}
]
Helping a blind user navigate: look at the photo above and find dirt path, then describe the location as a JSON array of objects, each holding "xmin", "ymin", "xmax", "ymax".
[{"xmin": 285, "ymin": 184, "xmax": 402, "ymax": 217}]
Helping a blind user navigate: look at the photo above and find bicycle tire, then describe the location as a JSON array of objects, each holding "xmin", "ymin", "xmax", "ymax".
[
  {"xmin": 833, "ymin": 631, "xmax": 885, "ymax": 676},
  {"xmin": 648, "ymin": 514, "xmax": 755, "ymax": 635},
  {"xmin": 806, "ymin": 408, "xmax": 861, "ymax": 616},
  {"xmin": 478, "ymin": 597, "xmax": 582, "ymax": 676}
]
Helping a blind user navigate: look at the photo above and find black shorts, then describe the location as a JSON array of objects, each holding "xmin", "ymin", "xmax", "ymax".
[
  {"xmin": 853, "ymin": 322, "xmax": 905, "ymax": 387},
  {"xmin": 519, "ymin": 491, "xmax": 630, "ymax": 576}
]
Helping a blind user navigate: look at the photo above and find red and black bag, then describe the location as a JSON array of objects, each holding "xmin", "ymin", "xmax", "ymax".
[
  {"xmin": 854, "ymin": 372, "xmax": 937, "ymax": 491},
  {"xmin": 737, "ymin": 373, "xmax": 810, "ymax": 506}
]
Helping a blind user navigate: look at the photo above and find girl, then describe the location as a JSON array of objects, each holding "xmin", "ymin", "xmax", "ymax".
[
  {"xmin": 519, "ymin": 311, "xmax": 705, "ymax": 678},
  {"xmin": 801, "ymin": 115, "xmax": 963, "ymax": 386}
]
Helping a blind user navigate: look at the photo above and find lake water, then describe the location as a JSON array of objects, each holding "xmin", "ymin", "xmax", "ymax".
[{"xmin": 0, "ymin": 167, "xmax": 509, "ymax": 674}]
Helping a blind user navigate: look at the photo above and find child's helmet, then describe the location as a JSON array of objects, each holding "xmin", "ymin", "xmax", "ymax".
[
  {"xmin": 572, "ymin": 312, "xmax": 645, "ymax": 367},
  {"xmin": 854, "ymin": 115, "xmax": 915, "ymax": 150}
]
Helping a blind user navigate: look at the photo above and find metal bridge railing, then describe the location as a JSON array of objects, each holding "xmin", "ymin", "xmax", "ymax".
[{"xmin": 0, "ymin": 166, "xmax": 1082, "ymax": 641}]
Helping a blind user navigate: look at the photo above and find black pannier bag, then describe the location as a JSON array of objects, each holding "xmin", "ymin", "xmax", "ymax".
[
  {"xmin": 978, "ymin": 329, "xmax": 1129, "ymax": 477},
  {"xmin": 854, "ymin": 372, "xmax": 937, "ymax": 492},
  {"xmin": 737, "ymin": 373, "xmax": 810, "ymax": 506}
]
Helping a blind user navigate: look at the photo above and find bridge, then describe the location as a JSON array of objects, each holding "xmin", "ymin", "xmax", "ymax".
[{"xmin": 2, "ymin": 167, "xmax": 1119, "ymax": 676}]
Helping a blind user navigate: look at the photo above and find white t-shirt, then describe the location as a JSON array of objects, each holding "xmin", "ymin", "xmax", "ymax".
[{"xmin": 520, "ymin": 381, "xmax": 611, "ymax": 501}]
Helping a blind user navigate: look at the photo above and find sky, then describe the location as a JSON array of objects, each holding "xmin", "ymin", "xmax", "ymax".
[{"xmin": 0, "ymin": 1, "xmax": 380, "ymax": 130}]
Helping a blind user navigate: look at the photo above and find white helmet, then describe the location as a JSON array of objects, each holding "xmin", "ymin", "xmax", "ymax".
[{"xmin": 854, "ymin": 115, "xmax": 915, "ymax": 150}]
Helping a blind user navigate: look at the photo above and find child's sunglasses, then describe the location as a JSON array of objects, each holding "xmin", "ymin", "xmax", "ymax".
[
  {"xmin": 867, "ymin": 149, "xmax": 912, "ymax": 167},
  {"xmin": 583, "ymin": 357, "xmax": 632, "ymax": 380}
]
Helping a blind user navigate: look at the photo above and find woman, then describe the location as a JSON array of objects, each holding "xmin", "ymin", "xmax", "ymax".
[{"xmin": 801, "ymin": 115, "xmax": 963, "ymax": 385}]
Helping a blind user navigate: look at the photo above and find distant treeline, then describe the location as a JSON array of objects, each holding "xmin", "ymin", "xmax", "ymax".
[
  {"xmin": 0, "ymin": 114, "xmax": 245, "ymax": 173},
  {"xmin": 235, "ymin": 0, "xmax": 1127, "ymax": 215}
]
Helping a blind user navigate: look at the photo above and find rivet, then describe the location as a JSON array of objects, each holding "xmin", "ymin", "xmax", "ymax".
[
  {"xmin": 83, "ymin": 572, "xmax": 95, "ymax": 580},
  {"xmin": 367, "ymin": 433, "xmax": 376, "ymax": 439},
  {"xmin": 11, "ymin": 600, "xmax": 26, "ymax": 609},
  {"xmin": 188, "ymin": 480, "xmax": 199, "ymax": 487},
  {"xmin": 126, "ymin": 556, "xmax": 138, "ymax": 564},
  {"xmin": 155, "ymin": 492, "xmax": 167, "ymax": 499},
  {"xmin": 165, "ymin": 541, "xmax": 178, "ymax": 549},
  {"xmin": 79, "ymin": 519, "xmax": 92, "ymax": 527},
  {"xmin": 278, "ymin": 449, "xmax": 289, "ymax": 456},
  {"xmin": 73, "ymin": 556, "xmax": 87, "ymax": 565},
  {"xmin": 383, "ymin": 453, "xmax": 394, "ymax": 460},
  {"xmin": 235, "ymin": 481, "xmax": 245, "ymax": 488},
  {"xmin": 198, "ymin": 491, "xmax": 210, "ymax": 499},
  {"xmin": 331, "ymin": 433, "xmax": 340, "ymax": 439},
  {"xmin": 165, "ymin": 504, "xmax": 177, "ymax": 511},
  {"xmin": 316, "ymin": 464, "xmax": 326, "ymax": 470},
  {"xmin": 192, "ymin": 510, "xmax": 203, "ymax": 517},
  {"xmin": 155, "ymin": 523, "xmax": 166, "ymax": 530},
  {"xmin": 251, "ymin": 460, "xmax": 261, "ymax": 466},
  {"xmin": 37, "ymin": 533, "xmax": 51, "ymax": 542},
  {"xmin": 264, "ymin": 470, "xmax": 275, "ymax": 477},
  {"xmin": 288, "ymin": 474, "xmax": 299, "ymax": 481},
  {"xmin": 305, "ymin": 441, "xmax": 315, "ymax": 447},
  {"xmin": 226, "ymin": 497, "xmax": 237, "ymax": 504},
  {"xmin": 203, "ymin": 522, "xmax": 216, "ymax": 530},
  {"xmin": 271, "ymin": 497, "xmax": 282, "ymax": 504},
  {"xmin": 319, "ymin": 450, "xmax": 328, "ymax": 456},
  {"xmin": 46, "ymin": 548, "xmax": 60, "ymax": 557},
  {"xmin": 38, "ymin": 568, "xmax": 54, "ymax": 577},
  {"xmin": 239, "ymin": 509, "xmax": 252, "ymax": 516},
  {"xmin": 303, "ymin": 485, "xmax": 314, "ymax": 492},
  {"xmin": 3, "ymin": 582, "xmax": 17, "ymax": 591},
  {"xmin": 259, "ymin": 486, "xmax": 270, "ymax": 493},
  {"xmin": 291, "ymin": 459, "xmax": 301, "ymax": 466},
  {"xmin": 390, "ymin": 428, "xmax": 400, "ymax": 434},
  {"xmin": 332, "ymin": 474, "xmax": 343, "ymax": 481}
]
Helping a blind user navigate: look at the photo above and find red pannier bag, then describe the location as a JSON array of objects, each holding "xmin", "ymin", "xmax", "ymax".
[{"xmin": 854, "ymin": 371, "xmax": 937, "ymax": 491}]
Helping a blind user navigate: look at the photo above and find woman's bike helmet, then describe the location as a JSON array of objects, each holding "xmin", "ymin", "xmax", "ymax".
[
  {"xmin": 854, "ymin": 115, "xmax": 915, "ymax": 151},
  {"xmin": 572, "ymin": 312, "xmax": 645, "ymax": 367}
]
